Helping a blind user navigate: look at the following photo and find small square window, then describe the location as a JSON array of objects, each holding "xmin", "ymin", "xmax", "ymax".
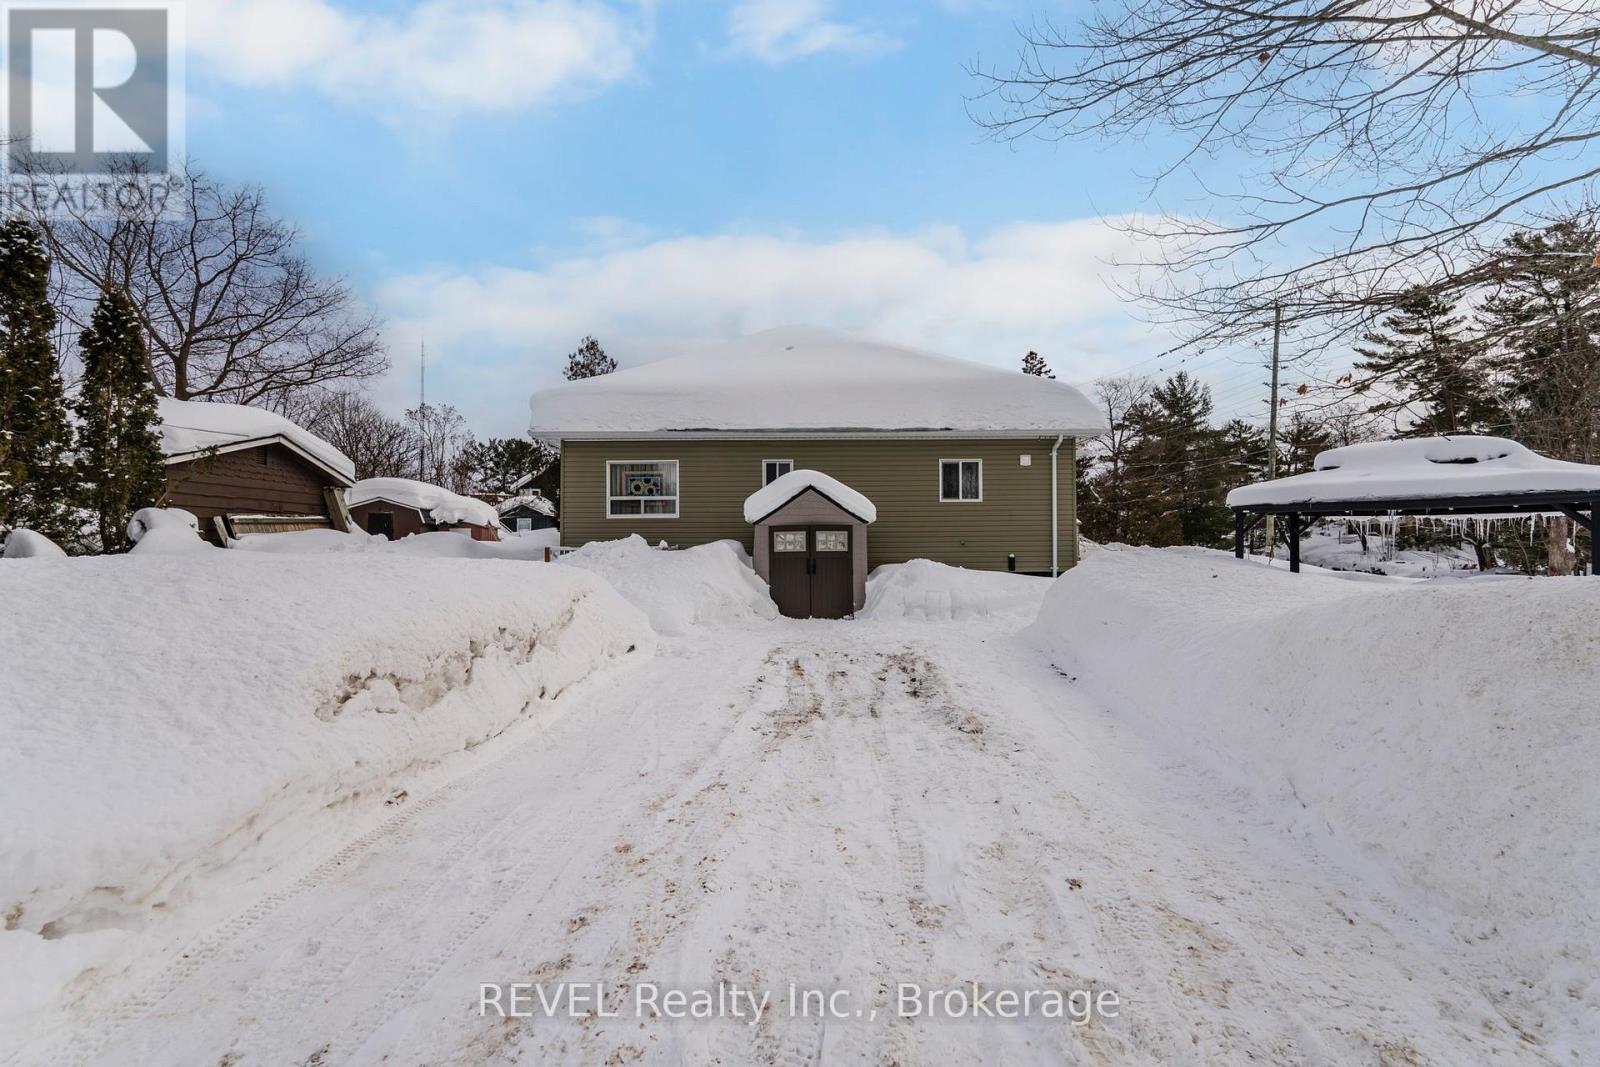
[
  {"xmin": 816, "ymin": 530, "xmax": 848, "ymax": 552},
  {"xmin": 774, "ymin": 530, "xmax": 807, "ymax": 552},
  {"xmin": 940, "ymin": 459, "xmax": 982, "ymax": 501},
  {"xmin": 762, "ymin": 459, "xmax": 794, "ymax": 485}
]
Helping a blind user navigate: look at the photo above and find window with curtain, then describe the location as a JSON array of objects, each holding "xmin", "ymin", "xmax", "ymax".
[{"xmin": 607, "ymin": 460, "xmax": 679, "ymax": 517}]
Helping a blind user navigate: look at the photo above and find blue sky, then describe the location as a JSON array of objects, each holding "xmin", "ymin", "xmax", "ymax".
[{"xmin": 181, "ymin": 0, "xmax": 1271, "ymax": 436}]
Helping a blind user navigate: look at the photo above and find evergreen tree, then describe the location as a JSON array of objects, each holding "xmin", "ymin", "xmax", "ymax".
[
  {"xmin": 74, "ymin": 288, "xmax": 165, "ymax": 551},
  {"xmin": 1133, "ymin": 372, "xmax": 1234, "ymax": 547},
  {"xmin": 563, "ymin": 335, "xmax": 617, "ymax": 380},
  {"xmin": 1352, "ymin": 289, "xmax": 1497, "ymax": 436},
  {"xmin": 1477, "ymin": 214, "xmax": 1600, "ymax": 574},
  {"xmin": 463, "ymin": 436, "xmax": 559, "ymax": 494},
  {"xmin": 1021, "ymin": 350, "xmax": 1055, "ymax": 378},
  {"xmin": 0, "ymin": 219, "xmax": 76, "ymax": 542}
]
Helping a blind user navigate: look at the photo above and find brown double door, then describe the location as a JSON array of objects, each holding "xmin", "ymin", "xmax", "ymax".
[{"xmin": 769, "ymin": 526, "xmax": 853, "ymax": 619}]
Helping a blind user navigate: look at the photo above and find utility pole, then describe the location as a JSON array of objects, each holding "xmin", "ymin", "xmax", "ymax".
[
  {"xmin": 1264, "ymin": 302, "xmax": 1282, "ymax": 557},
  {"xmin": 417, "ymin": 334, "xmax": 427, "ymax": 481}
]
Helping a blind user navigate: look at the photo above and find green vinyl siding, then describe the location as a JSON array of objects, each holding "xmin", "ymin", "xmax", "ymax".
[{"xmin": 559, "ymin": 437, "xmax": 1079, "ymax": 573}]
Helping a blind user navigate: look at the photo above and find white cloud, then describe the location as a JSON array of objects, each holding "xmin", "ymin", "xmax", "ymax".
[
  {"xmin": 725, "ymin": 0, "xmax": 897, "ymax": 62},
  {"xmin": 187, "ymin": 0, "xmax": 647, "ymax": 115},
  {"xmin": 373, "ymin": 218, "xmax": 1169, "ymax": 433}
]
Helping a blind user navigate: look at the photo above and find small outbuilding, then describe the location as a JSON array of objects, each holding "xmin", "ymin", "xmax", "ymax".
[
  {"xmin": 744, "ymin": 470, "xmax": 875, "ymax": 618},
  {"xmin": 1228, "ymin": 436, "xmax": 1600, "ymax": 574},
  {"xmin": 496, "ymin": 491, "xmax": 557, "ymax": 532},
  {"xmin": 347, "ymin": 477, "xmax": 503, "ymax": 541},
  {"xmin": 158, "ymin": 398, "xmax": 356, "ymax": 544}
]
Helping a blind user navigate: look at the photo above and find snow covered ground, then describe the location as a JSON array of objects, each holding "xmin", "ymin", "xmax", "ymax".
[
  {"xmin": 1027, "ymin": 544, "xmax": 1600, "ymax": 1058},
  {"xmin": 1296, "ymin": 522, "xmax": 1479, "ymax": 577},
  {"xmin": 0, "ymin": 552, "xmax": 651, "ymax": 1049},
  {"xmin": 1, "ymin": 542, "xmax": 1592, "ymax": 1065}
]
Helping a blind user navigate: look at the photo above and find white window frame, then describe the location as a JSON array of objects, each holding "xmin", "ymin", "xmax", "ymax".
[
  {"xmin": 938, "ymin": 458, "xmax": 983, "ymax": 502},
  {"xmin": 606, "ymin": 459, "xmax": 680, "ymax": 519},
  {"xmin": 761, "ymin": 458, "xmax": 794, "ymax": 485}
]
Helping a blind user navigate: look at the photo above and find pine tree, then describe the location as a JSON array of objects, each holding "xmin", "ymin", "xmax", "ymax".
[
  {"xmin": 563, "ymin": 335, "xmax": 617, "ymax": 380},
  {"xmin": 1021, "ymin": 350, "xmax": 1055, "ymax": 378},
  {"xmin": 1352, "ymin": 289, "xmax": 1497, "ymax": 436},
  {"xmin": 74, "ymin": 288, "xmax": 165, "ymax": 551},
  {"xmin": 0, "ymin": 219, "xmax": 76, "ymax": 542},
  {"xmin": 1133, "ymin": 372, "xmax": 1234, "ymax": 547}
]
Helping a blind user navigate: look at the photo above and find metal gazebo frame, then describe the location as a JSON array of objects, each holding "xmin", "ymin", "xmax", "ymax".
[{"xmin": 1232, "ymin": 492, "xmax": 1600, "ymax": 574}]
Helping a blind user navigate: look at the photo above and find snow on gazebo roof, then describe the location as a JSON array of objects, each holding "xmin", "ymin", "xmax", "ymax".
[
  {"xmin": 347, "ymin": 478, "xmax": 501, "ymax": 527},
  {"xmin": 157, "ymin": 397, "xmax": 356, "ymax": 484},
  {"xmin": 1227, "ymin": 436, "xmax": 1600, "ymax": 510},
  {"xmin": 529, "ymin": 327, "xmax": 1107, "ymax": 438},
  {"xmin": 744, "ymin": 469, "xmax": 877, "ymax": 524}
]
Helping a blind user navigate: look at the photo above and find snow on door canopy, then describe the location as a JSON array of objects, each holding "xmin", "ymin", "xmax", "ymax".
[
  {"xmin": 1226, "ymin": 436, "xmax": 1600, "ymax": 508},
  {"xmin": 743, "ymin": 469, "xmax": 877, "ymax": 524}
]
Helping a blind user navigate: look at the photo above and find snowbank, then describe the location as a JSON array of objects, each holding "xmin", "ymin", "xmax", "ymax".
[
  {"xmin": 230, "ymin": 527, "xmax": 560, "ymax": 558},
  {"xmin": 157, "ymin": 397, "xmax": 355, "ymax": 482},
  {"xmin": 860, "ymin": 559, "xmax": 1050, "ymax": 622},
  {"xmin": 347, "ymin": 477, "xmax": 501, "ymax": 527},
  {"xmin": 1024, "ymin": 546, "xmax": 1600, "ymax": 1055},
  {"xmin": 560, "ymin": 535, "xmax": 778, "ymax": 635},
  {"xmin": 1, "ymin": 529, "xmax": 66, "ymax": 558},
  {"xmin": 1228, "ymin": 435, "xmax": 1600, "ymax": 507},
  {"xmin": 743, "ymin": 468, "xmax": 876, "ymax": 523},
  {"xmin": 0, "ymin": 553, "xmax": 651, "ymax": 1019}
]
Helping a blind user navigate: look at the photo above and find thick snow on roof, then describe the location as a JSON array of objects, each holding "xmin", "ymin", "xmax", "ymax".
[
  {"xmin": 743, "ymin": 469, "xmax": 877, "ymax": 523},
  {"xmin": 496, "ymin": 492, "xmax": 556, "ymax": 517},
  {"xmin": 157, "ymin": 397, "xmax": 356, "ymax": 483},
  {"xmin": 1227, "ymin": 436, "xmax": 1600, "ymax": 508},
  {"xmin": 529, "ymin": 328, "xmax": 1107, "ymax": 437},
  {"xmin": 347, "ymin": 478, "xmax": 501, "ymax": 527}
]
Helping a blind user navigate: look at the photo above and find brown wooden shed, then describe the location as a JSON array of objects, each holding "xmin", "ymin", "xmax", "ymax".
[
  {"xmin": 346, "ymin": 478, "xmax": 503, "ymax": 541},
  {"xmin": 157, "ymin": 398, "xmax": 355, "ymax": 544},
  {"xmin": 747, "ymin": 472, "xmax": 874, "ymax": 618}
]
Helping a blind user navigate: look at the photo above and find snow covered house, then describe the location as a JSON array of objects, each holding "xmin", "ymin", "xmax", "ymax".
[
  {"xmin": 158, "ymin": 398, "xmax": 357, "ymax": 544},
  {"xmin": 347, "ymin": 478, "xmax": 503, "ymax": 541},
  {"xmin": 529, "ymin": 329, "xmax": 1107, "ymax": 614},
  {"xmin": 496, "ymin": 491, "xmax": 557, "ymax": 532}
]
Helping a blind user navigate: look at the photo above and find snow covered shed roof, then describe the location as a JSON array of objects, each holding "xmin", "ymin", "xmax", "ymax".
[
  {"xmin": 1227, "ymin": 436, "xmax": 1600, "ymax": 510},
  {"xmin": 496, "ymin": 492, "xmax": 556, "ymax": 518},
  {"xmin": 157, "ymin": 397, "xmax": 356, "ymax": 485},
  {"xmin": 347, "ymin": 478, "xmax": 501, "ymax": 528},
  {"xmin": 528, "ymin": 328, "xmax": 1107, "ymax": 439},
  {"xmin": 744, "ymin": 469, "xmax": 877, "ymax": 524}
]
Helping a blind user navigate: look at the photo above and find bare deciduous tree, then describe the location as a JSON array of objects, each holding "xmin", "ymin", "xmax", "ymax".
[
  {"xmin": 24, "ymin": 158, "xmax": 386, "ymax": 404},
  {"xmin": 281, "ymin": 389, "xmax": 418, "ymax": 481},
  {"xmin": 405, "ymin": 402, "xmax": 477, "ymax": 493},
  {"xmin": 974, "ymin": 1, "xmax": 1600, "ymax": 349}
]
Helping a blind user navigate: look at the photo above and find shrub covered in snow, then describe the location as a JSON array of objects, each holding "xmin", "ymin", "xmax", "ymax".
[
  {"xmin": 126, "ymin": 507, "xmax": 209, "ymax": 555},
  {"xmin": 0, "ymin": 553, "xmax": 652, "ymax": 1022},
  {"xmin": 1, "ymin": 529, "xmax": 66, "ymax": 559},
  {"xmin": 859, "ymin": 559, "xmax": 1050, "ymax": 622},
  {"xmin": 1024, "ymin": 546, "xmax": 1600, "ymax": 1056},
  {"xmin": 560, "ymin": 535, "xmax": 778, "ymax": 635}
]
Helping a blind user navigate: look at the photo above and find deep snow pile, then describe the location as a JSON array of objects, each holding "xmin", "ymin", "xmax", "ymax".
[
  {"xmin": 231, "ymin": 527, "xmax": 561, "ymax": 558},
  {"xmin": 1024, "ymin": 546, "xmax": 1600, "ymax": 1056},
  {"xmin": 347, "ymin": 477, "xmax": 501, "ymax": 527},
  {"xmin": 0, "ymin": 552, "xmax": 651, "ymax": 1024},
  {"xmin": 560, "ymin": 535, "xmax": 778, "ymax": 635},
  {"xmin": 859, "ymin": 559, "xmax": 1050, "ymax": 622}
]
